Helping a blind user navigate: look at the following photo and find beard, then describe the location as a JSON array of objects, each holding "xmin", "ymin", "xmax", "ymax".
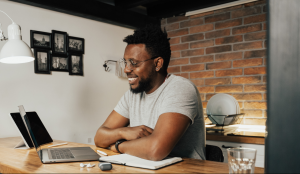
[{"xmin": 130, "ymin": 76, "xmax": 153, "ymax": 94}]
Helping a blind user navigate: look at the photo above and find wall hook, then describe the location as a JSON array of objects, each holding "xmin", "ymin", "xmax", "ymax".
[{"xmin": 103, "ymin": 60, "xmax": 117, "ymax": 72}]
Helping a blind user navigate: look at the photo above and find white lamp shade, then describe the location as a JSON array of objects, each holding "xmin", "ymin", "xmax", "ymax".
[
  {"xmin": 0, "ymin": 39, "xmax": 34, "ymax": 64},
  {"xmin": 0, "ymin": 22, "xmax": 34, "ymax": 64}
]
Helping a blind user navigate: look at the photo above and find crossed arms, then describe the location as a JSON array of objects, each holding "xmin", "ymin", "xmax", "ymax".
[{"xmin": 94, "ymin": 110, "xmax": 191, "ymax": 161}]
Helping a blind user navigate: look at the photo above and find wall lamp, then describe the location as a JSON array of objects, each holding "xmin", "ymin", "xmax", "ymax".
[{"xmin": 0, "ymin": 10, "xmax": 34, "ymax": 64}]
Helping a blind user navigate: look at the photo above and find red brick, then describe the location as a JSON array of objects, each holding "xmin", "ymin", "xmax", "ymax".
[
  {"xmin": 167, "ymin": 16, "xmax": 189, "ymax": 23},
  {"xmin": 169, "ymin": 58, "xmax": 189, "ymax": 66},
  {"xmin": 168, "ymin": 28, "xmax": 189, "ymax": 37},
  {"xmin": 175, "ymin": 73, "xmax": 189, "ymax": 79},
  {"xmin": 182, "ymin": 49, "xmax": 204, "ymax": 57},
  {"xmin": 244, "ymin": 102, "xmax": 267, "ymax": 109},
  {"xmin": 233, "ymin": 41, "xmax": 263, "ymax": 51},
  {"xmin": 232, "ymin": 93, "xmax": 262, "ymax": 101},
  {"xmin": 215, "ymin": 35, "xmax": 243, "ymax": 45},
  {"xmin": 190, "ymin": 24, "xmax": 214, "ymax": 34},
  {"xmin": 206, "ymin": 61, "xmax": 231, "ymax": 70},
  {"xmin": 190, "ymin": 11, "xmax": 214, "ymax": 18},
  {"xmin": 232, "ymin": 76, "xmax": 261, "ymax": 84},
  {"xmin": 244, "ymin": 118, "xmax": 266, "ymax": 125},
  {"xmin": 197, "ymin": 86, "xmax": 215, "ymax": 93},
  {"xmin": 215, "ymin": 52, "xmax": 243, "ymax": 61},
  {"xmin": 244, "ymin": 14, "xmax": 266, "ymax": 24},
  {"xmin": 181, "ymin": 33, "xmax": 204, "ymax": 42},
  {"xmin": 233, "ymin": 58, "xmax": 263, "ymax": 67},
  {"xmin": 205, "ymin": 78, "xmax": 231, "ymax": 85},
  {"xmin": 165, "ymin": 23, "xmax": 179, "ymax": 31},
  {"xmin": 190, "ymin": 71, "xmax": 214, "ymax": 79},
  {"xmin": 239, "ymin": 102, "xmax": 243, "ymax": 109},
  {"xmin": 244, "ymin": 0, "xmax": 266, "ymax": 7},
  {"xmin": 232, "ymin": 24, "xmax": 262, "ymax": 35},
  {"xmin": 170, "ymin": 43, "xmax": 189, "ymax": 51},
  {"xmin": 244, "ymin": 85, "xmax": 266, "ymax": 92},
  {"xmin": 215, "ymin": 85, "xmax": 243, "ymax": 93},
  {"xmin": 263, "ymin": 5, "xmax": 267, "ymax": 12},
  {"xmin": 244, "ymin": 67, "xmax": 266, "ymax": 75},
  {"xmin": 202, "ymin": 101, "xmax": 208, "ymax": 108},
  {"xmin": 200, "ymin": 94, "xmax": 205, "ymax": 101},
  {"xmin": 206, "ymin": 45, "xmax": 231, "ymax": 54},
  {"xmin": 169, "ymin": 37, "xmax": 180, "ymax": 45},
  {"xmin": 232, "ymin": 7, "xmax": 261, "ymax": 18},
  {"xmin": 215, "ymin": 18, "xmax": 243, "ymax": 29},
  {"xmin": 244, "ymin": 50, "xmax": 266, "ymax": 58},
  {"xmin": 180, "ymin": 18, "xmax": 204, "ymax": 28},
  {"xmin": 263, "ymin": 76, "xmax": 267, "ymax": 83},
  {"xmin": 168, "ymin": 66, "xmax": 180, "ymax": 73},
  {"xmin": 205, "ymin": 12, "xmax": 230, "ymax": 23},
  {"xmin": 263, "ymin": 23, "xmax": 267, "ymax": 30},
  {"xmin": 205, "ymin": 29, "xmax": 230, "ymax": 39},
  {"xmin": 181, "ymin": 64, "xmax": 205, "ymax": 72},
  {"xmin": 216, "ymin": 69, "xmax": 243, "ymax": 77},
  {"xmin": 190, "ymin": 55, "xmax": 214, "ymax": 63},
  {"xmin": 214, "ymin": 5, "xmax": 243, "ymax": 14},
  {"xmin": 206, "ymin": 94, "xmax": 215, "ymax": 101},
  {"xmin": 191, "ymin": 40, "xmax": 214, "ymax": 48},
  {"xmin": 191, "ymin": 79, "xmax": 204, "ymax": 86},
  {"xmin": 171, "ymin": 51, "xmax": 180, "ymax": 58},
  {"xmin": 264, "ymin": 58, "xmax": 267, "ymax": 65},
  {"xmin": 263, "ymin": 93, "xmax": 267, "ymax": 100},
  {"xmin": 161, "ymin": 19, "xmax": 167, "ymax": 25},
  {"xmin": 244, "ymin": 31, "xmax": 266, "ymax": 41},
  {"xmin": 244, "ymin": 110, "xmax": 263, "ymax": 118}
]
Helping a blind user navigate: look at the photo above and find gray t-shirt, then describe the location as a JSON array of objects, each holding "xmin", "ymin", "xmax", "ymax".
[{"xmin": 114, "ymin": 74, "xmax": 206, "ymax": 160}]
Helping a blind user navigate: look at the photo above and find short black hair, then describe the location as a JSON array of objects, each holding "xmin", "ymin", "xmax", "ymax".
[{"xmin": 123, "ymin": 24, "xmax": 171, "ymax": 71}]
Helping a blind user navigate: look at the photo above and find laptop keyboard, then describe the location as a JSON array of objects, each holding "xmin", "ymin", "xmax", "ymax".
[{"xmin": 50, "ymin": 149, "xmax": 75, "ymax": 159}]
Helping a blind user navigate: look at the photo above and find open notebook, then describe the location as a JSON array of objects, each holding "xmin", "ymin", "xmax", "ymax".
[{"xmin": 99, "ymin": 154, "xmax": 182, "ymax": 170}]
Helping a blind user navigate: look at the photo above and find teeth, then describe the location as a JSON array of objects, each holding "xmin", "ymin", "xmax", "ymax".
[{"xmin": 128, "ymin": 78, "xmax": 137, "ymax": 82}]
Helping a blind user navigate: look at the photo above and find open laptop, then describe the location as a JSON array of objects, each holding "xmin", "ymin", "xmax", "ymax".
[{"xmin": 16, "ymin": 105, "xmax": 99, "ymax": 163}]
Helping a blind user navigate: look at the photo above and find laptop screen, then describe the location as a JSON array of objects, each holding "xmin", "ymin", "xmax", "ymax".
[{"xmin": 18, "ymin": 106, "xmax": 53, "ymax": 152}]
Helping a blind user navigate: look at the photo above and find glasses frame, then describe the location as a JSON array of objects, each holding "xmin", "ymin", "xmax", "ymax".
[{"xmin": 121, "ymin": 56, "xmax": 159, "ymax": 70}]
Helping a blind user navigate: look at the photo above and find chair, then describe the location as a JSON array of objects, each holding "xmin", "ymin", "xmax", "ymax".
[{"xmin": 206, "ymin": 145, "xmax": 224, "ymax": 162}]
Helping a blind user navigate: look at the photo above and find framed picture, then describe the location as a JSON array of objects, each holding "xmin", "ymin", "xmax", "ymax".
[
  {"xmin": 30, "ymin": 30, "xmax": 51, "ymax": 49},
  {"xmin": 50, "ymin": 54, "xmax": 69, "ymax": 72},
  {"xmin": 34, "ymin": 49, "xmax": 51, "ymax": 74},
  {"xmin": 69, "ymin": 53, "xmax": 83, "ymax": 76},
  {"xmin": 52, "ymin": 30, "xmax": 68, "ymax": 55},
  {"xmin": 68, "ymin": 36, "xmax": 84, "ymax": 54}
]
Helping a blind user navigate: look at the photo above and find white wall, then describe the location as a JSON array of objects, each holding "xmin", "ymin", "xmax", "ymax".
[{"xmin": 0, "ymin": 0, "xmax": 131, "ymax": 144}]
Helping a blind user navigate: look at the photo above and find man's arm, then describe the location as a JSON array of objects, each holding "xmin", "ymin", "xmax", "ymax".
[
  {"xmin": 111, "ymin": 112, "xmax": 191, "ymax": 161},
  {"xmin": 94, "ymin": 110, "xmax": 153, "ymax": 148}
]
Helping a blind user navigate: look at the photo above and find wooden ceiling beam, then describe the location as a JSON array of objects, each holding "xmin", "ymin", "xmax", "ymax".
[{"xmin": 9, "ymin": 0, "xmax": 160, "ymax": 29}]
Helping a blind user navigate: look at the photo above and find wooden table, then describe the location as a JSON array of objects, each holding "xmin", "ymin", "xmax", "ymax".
[{"xmin": 0, "ymin": 137, "xmax": 264, "ymax": 173}]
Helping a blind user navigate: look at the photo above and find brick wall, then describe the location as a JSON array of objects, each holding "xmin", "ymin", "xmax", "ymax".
[{"xmin": 161, "ymin": 0, "xmax": 267, "ymax": 125}]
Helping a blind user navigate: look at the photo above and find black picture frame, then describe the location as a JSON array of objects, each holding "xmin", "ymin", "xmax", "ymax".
[
  {"xmin": 34, "ymin": 49, "xmax": 51, "ymax": 74},
  {"xmin": 52, "ymin": 30, "xmax": 68, "ymax": 55},
  {"xmin": 68, "ymin": 36, "xmax": 84, "ymax": 54},
  {"xmin": 30, "ymin": 30, "xmax": 52, "ymax": 49},
  {"xmin": 69, "ymin": 53, "xmax": 83, "ymax": 76},
  {"xmin": 50, "ymin": 54, "xmax": 69, "ymax": 72}
]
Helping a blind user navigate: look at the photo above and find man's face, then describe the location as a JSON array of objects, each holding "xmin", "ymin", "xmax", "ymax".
[{"xmin": 123, "ymin": 44, "xmax": 155, "ymax": 93}]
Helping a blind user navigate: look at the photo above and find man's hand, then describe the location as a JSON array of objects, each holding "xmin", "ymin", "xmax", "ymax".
[{"xmin": 120, "ymin": 125, "xmax": 153, "ymax": 141}]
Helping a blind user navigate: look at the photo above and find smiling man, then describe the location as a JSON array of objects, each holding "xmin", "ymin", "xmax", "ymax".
[{"xmin": 94, "ymin": 25, "xmax": 206, "ymax": 161}]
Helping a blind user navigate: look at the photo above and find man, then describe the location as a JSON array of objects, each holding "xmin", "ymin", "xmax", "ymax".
[{"xmin": 94, "ymin": 25, "xmax": 205, "ymax": 161}]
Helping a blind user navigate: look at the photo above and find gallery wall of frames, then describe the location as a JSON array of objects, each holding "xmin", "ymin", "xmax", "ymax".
[{"xmin": 30, "ymin": 30, "xmax": 84, "ymax": 76}]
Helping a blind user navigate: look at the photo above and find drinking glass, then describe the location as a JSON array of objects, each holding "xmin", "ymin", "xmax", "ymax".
[{"xmin": 227, "ymin": 148, "xmax": 257, "ymax": 174}]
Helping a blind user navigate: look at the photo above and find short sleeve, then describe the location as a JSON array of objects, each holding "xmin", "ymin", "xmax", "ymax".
[
  {"xmin": 158, "ymin": 81, "xmax": 199, "ymax": 124},
  {"xmin": 114, "ymin": 90, "xmax": 130, "ymax": 118}
]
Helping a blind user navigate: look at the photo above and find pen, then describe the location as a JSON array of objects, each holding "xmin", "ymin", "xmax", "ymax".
[
  {"xmin": 97, "ymin": 150, "xmax": 108, "ymax": 156},
  {"xmin": 48, "ymin": 142, "xmax": 68, "ymax": 147}
]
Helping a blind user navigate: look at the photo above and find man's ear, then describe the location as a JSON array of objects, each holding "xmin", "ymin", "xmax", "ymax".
[{"xmin": 155, "ymin": 57, "xmax": 164, "ymax": 71}]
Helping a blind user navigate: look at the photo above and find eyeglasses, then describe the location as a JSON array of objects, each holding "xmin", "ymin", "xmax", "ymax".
[{"xmin": 120, "ymin": 56, "xmax": 159, "ymax": 70}]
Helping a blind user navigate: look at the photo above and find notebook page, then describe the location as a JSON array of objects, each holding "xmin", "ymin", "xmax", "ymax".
[
  {"xmin": 126, "ymin": 157, "xmax": 182, "ymax": 169},
  {"xmin": 99, "ymin": 154, "xmax": 142, "ymax": 164}
]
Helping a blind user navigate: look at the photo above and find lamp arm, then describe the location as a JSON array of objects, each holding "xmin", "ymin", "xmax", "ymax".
[{"xmin": 0, "ymin": 10, "xmax": 14, "ymax": 23}]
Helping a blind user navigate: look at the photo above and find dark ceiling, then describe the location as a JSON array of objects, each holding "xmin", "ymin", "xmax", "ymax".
[{"xmin": 10, "ymin": 0, "xmax": 238, "ymax": 29}]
